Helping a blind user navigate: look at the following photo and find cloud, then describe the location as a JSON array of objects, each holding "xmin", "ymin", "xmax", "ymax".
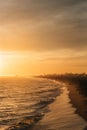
[{"xmin": 0, "ymin": 0, "xmax": 87, "ymax": 51}]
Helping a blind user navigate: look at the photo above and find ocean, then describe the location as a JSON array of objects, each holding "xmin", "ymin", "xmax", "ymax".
[{"xmin": 0, "ymin": 77, "xmax": 86, "ymax": 130}]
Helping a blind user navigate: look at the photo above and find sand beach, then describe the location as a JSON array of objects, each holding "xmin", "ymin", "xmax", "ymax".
[{"xmin": 32, "ymin": 81, "xmax": 87, "ymax": 130}]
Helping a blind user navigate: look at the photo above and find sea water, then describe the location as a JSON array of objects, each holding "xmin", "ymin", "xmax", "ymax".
[{"xmin": 0, "ymin": 77, "xmax": 86, "ymax": 130}]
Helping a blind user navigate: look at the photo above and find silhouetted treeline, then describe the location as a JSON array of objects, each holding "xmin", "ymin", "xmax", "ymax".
[{"xmin": 37, "ymin": 73, "xmax": 87, "ymax": 96}]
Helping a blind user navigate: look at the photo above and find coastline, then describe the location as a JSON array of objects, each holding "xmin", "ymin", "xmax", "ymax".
[
  {"xmin": 32, "ymin": 82, "xmax": 87, "ymax": 130},
  {"xmin": 37, "ymin": 74, "xmax": 87, "ymax": 122}
]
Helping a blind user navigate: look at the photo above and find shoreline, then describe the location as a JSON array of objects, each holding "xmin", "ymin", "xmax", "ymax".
[
  {"xmin": 32, "ymin": 82, "xmax": 87, "ymax": 130},
  {"xmin": 37, "ymin": 74, "xmax": 87, "ymax": 122}
]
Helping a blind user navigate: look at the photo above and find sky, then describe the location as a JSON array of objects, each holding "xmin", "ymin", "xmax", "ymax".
[{"xmin": 0, "ymin": 0, "xmax": 87, "ymax": 76}]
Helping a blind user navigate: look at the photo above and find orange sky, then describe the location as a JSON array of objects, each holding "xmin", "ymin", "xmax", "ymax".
[
  {"xmin": 0, "ymin": 0, "xmax": 87, "ymax": 76},
  {"xmin": 0, "ymin": 50, "xmax": 87, "ymax": 76}
]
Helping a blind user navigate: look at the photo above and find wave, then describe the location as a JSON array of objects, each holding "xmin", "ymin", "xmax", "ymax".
[
  {"xmin": 5, "ymin": 85, "xmax": 61, "ymax": 130},
  {"xmin": 5, "ymin": 113, "xmax": 43, "ymax": 130}
]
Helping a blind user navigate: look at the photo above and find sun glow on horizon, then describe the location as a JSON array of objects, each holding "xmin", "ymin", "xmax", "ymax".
[
  {"xmin": 0, "ymin": 50, "xmax": 87, "ymax": 76},
  {"xmin": 0, "ymin": 51, "xmax": 43, "ymax": 76}
]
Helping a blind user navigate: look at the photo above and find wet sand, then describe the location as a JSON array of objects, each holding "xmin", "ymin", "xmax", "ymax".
[{"xmin": 32, "ymin": 82, "xmax": 87, "ymax": 130}]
